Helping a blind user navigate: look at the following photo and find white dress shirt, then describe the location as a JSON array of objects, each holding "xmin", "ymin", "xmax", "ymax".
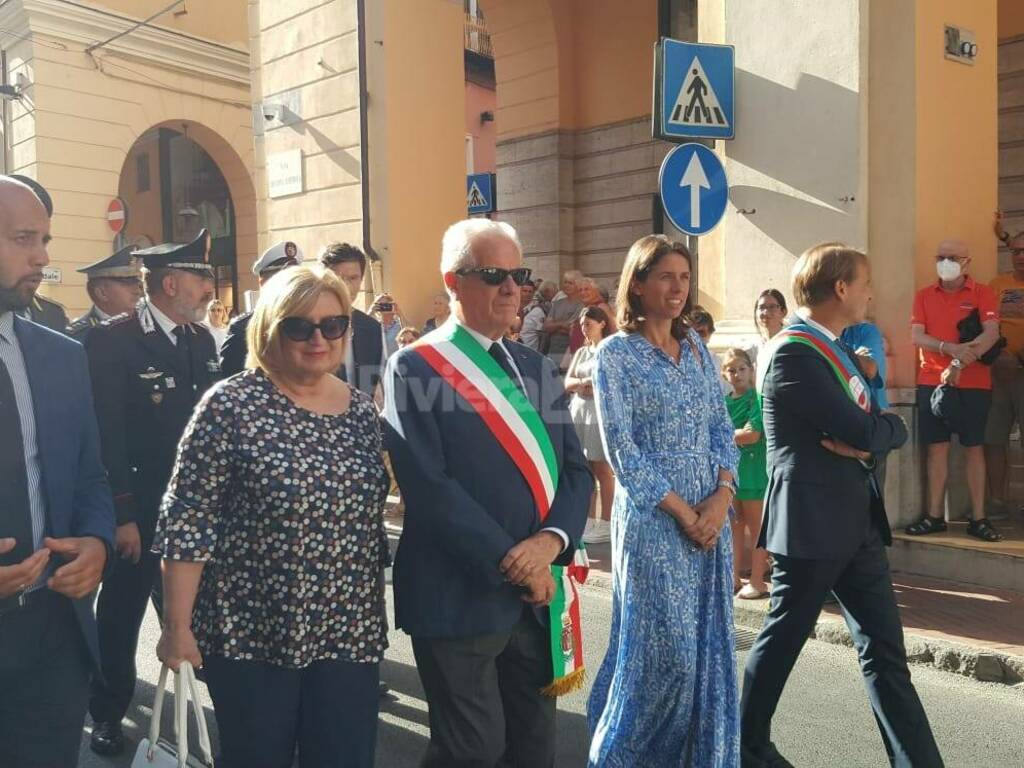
[
  {"xmin": 146, "ymin": 300, "xmax": 181, "ymax": 345},
  {"xmin": 0, "ymin": 311, "xmax": 47, "ymax": 584}
]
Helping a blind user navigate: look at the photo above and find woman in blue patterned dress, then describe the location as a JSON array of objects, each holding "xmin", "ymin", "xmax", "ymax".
[{"xmin": 587, "ymin": 235, "xmax": 741, "ymax": 767}]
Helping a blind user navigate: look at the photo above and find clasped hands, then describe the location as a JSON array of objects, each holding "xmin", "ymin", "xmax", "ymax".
[
  {"xmin": 673, "ymin": 489, "xmax": 730, "ymax": 551},
  {"xmin": 0, "ymin": 535, "xmax": 107, "ymax": 600},
  {"xmin": 500, "ymin": 531, "xmax": 563, "ymax": 606}
]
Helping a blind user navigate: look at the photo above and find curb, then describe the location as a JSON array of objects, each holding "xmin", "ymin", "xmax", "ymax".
[{"xmin": 582, "ymin": 570, "xmax": 1024, "ymax": 689}]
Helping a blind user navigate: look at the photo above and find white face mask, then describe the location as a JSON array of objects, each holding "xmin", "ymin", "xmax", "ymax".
[{"xmin": 936, "ymin": 259, "xmax": 962, "ymax": 282}]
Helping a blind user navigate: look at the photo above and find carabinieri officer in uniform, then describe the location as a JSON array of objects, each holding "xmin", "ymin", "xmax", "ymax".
[
  {"xmin": 83, "ymin": 229, "xmax": 223, "ymax": 757},
  {"xmin": 66, "ymin": 245, "xmax": 144, "ymax": 344}
]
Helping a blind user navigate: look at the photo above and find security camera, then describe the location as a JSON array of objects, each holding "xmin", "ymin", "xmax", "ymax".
[
  {"xmin": 0, "ymin": 84, "xmax": 22, "ymax": 101},
  {"xmin": 262, "ymin": 103, "xmax": 285, "ymax": 123}
]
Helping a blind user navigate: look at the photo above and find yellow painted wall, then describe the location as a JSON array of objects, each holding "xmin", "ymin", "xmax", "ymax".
[
  {"xmin": 869, "ymin": 0, "xmax": 918, "ymax": 389},
  {"xmin": 249, "ymin": 0, "xmax": 363, "ymax": 300},
  {"xmin": 92, "ymin": 0, "xmax": 249, "ymax": 49},
  {"xmin": 7, "ymin": 31, "xmax": 256, "ymax": 316},
  {"xmin": 568, "ymin": 0, "xmax": 657, "ymax": 130},
  {"xmin": 483, "ymin": 0, "xmax": 656, "ymax": 139},
  {"xmin": 914, "ymin": 0, "xmax": 999, "ymax": 291},
  {"xmin": 999, "ymin": 0, "xmax": 1024, "ymax": 40},
  {"xmin": 373, "ymin": 0, "xmax": 465, "ymax": 326}
]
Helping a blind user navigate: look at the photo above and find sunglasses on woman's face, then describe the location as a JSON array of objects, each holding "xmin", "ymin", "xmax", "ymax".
[
  {"xmin": 455, "ymin": 266, "xmax": 533, "ymax": 286},
  {"xmin": 279, "ymin": 314, "xmax": 350, "ymax": 342}
]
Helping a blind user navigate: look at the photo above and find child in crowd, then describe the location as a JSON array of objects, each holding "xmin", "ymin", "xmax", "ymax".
[{"xmin": 722, "ymin": 348, "xmax": 770, "ymax": 599}]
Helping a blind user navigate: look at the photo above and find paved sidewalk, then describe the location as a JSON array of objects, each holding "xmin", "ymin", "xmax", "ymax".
[{"xmin": 581, "ymin": 537, "xmax": 1024, "ymax": 685}]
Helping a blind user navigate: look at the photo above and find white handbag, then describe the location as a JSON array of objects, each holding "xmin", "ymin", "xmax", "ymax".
[{"xmin": 131, "ymin": 662, "xmax": 214, "ymax": 768}]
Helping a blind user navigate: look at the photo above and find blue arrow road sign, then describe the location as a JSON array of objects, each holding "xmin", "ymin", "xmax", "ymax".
[
  {"xmin": 467, "ymin": 173, "xmax": 495, "ymax": 214},
  {"xmin": 656, "ymin": 39, "xmax": 734, "ymax": 141},
  {"xmin": 658, "ymin": 143, "xmax": 728, "ymax": 236}
]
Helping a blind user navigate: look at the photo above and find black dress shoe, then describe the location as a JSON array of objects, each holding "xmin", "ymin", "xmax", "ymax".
[
  {"xmin": 742, "ymin": 742, "xmax": 794, "ymax": 768},
  {"xmin": 90, "ymin": 721, "xmax": 125, "ymax": 756}
]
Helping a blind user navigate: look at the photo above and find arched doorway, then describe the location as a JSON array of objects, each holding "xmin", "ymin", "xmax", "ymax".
[{"xmin": 118, "ymin": 123, "xmax": 243, "ymax": 314}]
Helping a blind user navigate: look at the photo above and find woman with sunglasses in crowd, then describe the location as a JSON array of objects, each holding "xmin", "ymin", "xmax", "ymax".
[{"xmin": 154, "ymin": 265, "xmax": 389, "ymax": 768}]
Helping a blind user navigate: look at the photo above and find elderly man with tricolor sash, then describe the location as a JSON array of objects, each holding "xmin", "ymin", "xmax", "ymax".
[{"xmin": 383, "ymin": 219, "xmax": 592, "ymax": 768}]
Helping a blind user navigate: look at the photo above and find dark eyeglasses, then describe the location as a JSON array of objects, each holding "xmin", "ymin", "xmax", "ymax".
[
  {"xmin": 935, "ymin": 255, "xmax": 962, "ymax": 262},
  {"xmin": 455, "ymin": 266, "xmax": 533, "ymax": 286},
  {"xmin": 279, "ymin": 314, "xmax": 350, "ymax": 342},
  {"xmin": 1011, "ymin": 248, "xmax": 1024, "ymax": 257}
]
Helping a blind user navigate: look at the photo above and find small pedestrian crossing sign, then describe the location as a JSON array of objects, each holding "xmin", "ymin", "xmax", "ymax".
[
  {"xmin": 655, "ymin": 39, "xmax": 735, "ymax": 141},
  {"xmin": 467, "ymin": 172, "xmax": 496, "ymax": 214}
]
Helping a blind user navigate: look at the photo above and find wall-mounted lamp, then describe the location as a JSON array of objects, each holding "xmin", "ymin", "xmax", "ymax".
[{"xmin": 480, "ymin": 110, "xmax": 495, "ymax": 123}]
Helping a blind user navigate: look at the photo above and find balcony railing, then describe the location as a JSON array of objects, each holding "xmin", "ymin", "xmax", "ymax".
[{"xmin": 464, "ymin": 13, "xmax": 493, "ymax": 58}]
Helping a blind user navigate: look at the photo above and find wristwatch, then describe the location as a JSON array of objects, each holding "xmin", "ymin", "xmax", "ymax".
[
  {"xmin": 951, "ymin": 358, "xmax": 964, "ymax": 369},
  {"xmin": 717, "ymin": 479, "xmax": 737, "ymax": 497}
]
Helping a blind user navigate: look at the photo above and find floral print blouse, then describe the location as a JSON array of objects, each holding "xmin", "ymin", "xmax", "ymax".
[{"xmin": 154, "ymin": 370, "xmax": 389, "ymax": 669}]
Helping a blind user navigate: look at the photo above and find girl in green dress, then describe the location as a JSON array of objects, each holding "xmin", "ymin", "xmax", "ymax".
[{"xmin": 722, "ymin": 348, "xmax": 770, "ymax": 599}]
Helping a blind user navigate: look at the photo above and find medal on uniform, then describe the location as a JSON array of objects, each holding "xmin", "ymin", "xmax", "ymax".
[{"xmin": 151, "ymin": 392, "xmax": 163, "ymax": 404}]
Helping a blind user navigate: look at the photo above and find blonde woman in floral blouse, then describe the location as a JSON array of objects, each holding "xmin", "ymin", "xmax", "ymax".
[{"xmin": 154, "ymin": 265, "xmax": 389, "ymax": 768}]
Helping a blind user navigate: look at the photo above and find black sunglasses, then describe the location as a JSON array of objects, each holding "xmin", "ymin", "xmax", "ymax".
[
  {"xmin": 279, "ymin": 314, "xmax": 350, "ymax": 342},
  {"xmin": 455, "ymin": 266, "xmax": 533, "ymax": 286}
]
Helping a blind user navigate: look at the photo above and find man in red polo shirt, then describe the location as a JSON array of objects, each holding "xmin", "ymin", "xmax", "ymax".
[{"xmin": 909, "ymin": 239, "xmax": 1004, "ymax": 542}]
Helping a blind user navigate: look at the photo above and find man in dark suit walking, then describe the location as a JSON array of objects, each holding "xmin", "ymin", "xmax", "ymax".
[
  {"xmin": 84, "ymin": 229, "xmax": 222, "ymax": 756},
  {"xmin": 219, "ymin": 240, "xmax": 303, "ymax": 376},
  {"xmin": 383, "ymin": 219, "xmax": 591, "ymax": 767},
  {"xmin": 741, "ymin": 243, "xmax": 943, "ymax": 768},
  {"xmin": 0, "ymin": 176, "xmax": 115, "ymax": 767},
  {"xmin": 320, "ymin": 242, "xmax": 385, "ymax": 396}
]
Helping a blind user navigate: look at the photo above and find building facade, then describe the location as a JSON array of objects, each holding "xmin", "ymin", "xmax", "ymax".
[{"xmin": 0, "ymin": 0, "xmax": 258, "ymax": 318}]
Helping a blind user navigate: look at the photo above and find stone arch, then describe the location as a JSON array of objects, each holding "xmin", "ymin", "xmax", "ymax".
[
  {"xmin": 118, "ymin": 118, "xmax": 259, "ymax": 302},
  {"xmin": 478, "ymin": 0, "xmax": 569, "ymax": 140}
]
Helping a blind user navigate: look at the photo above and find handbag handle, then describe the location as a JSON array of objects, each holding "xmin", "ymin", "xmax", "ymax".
[{"xmin": 148, "ymin": 662, "xmax": 214, "ymax": 767}]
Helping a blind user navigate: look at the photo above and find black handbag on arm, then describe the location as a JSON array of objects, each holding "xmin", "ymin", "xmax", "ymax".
[{"xmin": 957, "ymin": 308, "xmax": 1006, "ymax": 365}]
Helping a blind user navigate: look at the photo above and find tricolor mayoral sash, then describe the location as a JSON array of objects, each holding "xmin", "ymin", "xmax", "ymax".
[
  {"xmin": 757, "ymin": 320, "xmax": 872, "ymax": 413},
  {"xmin": 413, "ymin": 323, "xmax": 587, "ymax": 696}
]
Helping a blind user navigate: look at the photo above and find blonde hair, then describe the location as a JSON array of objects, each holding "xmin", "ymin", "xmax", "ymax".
[
  {"xmin": 791, "ymin": 242, "xmax": 868, "ymax": 308},
  {"xmin": 245, "ymin": 265, "xmax": 351, "ymax": 376}
]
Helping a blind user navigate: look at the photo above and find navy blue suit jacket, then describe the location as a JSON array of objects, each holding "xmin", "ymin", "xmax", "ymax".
[
  {"xmin": 383, "ymin": 335, "xmax": 592, "ymax": 639},
  {"xmin": 760, "ymin": 339, "xmax": 907, "ymax": 560},
  {"xmin": 14, "ymin": 317, "xmax": 115, "ymax": 667}
]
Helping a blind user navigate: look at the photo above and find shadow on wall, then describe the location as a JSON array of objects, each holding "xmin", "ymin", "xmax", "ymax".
[{"xmin": 727, "ymin": 68, "xmax": 861, "ymax": 254}]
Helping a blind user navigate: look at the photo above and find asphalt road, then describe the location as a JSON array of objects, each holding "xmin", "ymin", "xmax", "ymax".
[{"xmin": 80, "ymin": 584, "xmax": 1024, "ymax": 767}]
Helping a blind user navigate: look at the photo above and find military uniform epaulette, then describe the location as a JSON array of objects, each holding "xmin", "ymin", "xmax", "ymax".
[
  {"xmin": 66, "ymin": 316, "xmax": 93, "ymax": 334},
  {"xmin": 99, "ymin": 312, "xmax": 133, "ymax": 327}
]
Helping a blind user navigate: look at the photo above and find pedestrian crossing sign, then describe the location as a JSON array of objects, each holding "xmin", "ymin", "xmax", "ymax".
[
  {"xmin": 467, "ymin": 172, "xmax": 496, "ymax": 214},
  {"xmin": 654, "ymin": 38, "xmax": 735, "ymax": 141}
]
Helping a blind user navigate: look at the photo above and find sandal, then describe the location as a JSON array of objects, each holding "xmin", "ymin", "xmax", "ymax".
[
  {"xmin": 966, "ymin": 518, "xmax": 1004, "ymax": 542},
  {"xmin": 905, "ymin": 516, "xmax": 947, "ymax": 536},
  {"xmin": 737, "ymin": 583, "xmax": 769, "ymax": 600}
]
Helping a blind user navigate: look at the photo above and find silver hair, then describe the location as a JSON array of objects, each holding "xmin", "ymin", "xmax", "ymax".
[{"xmin": 440, "ymin": 219, "xmax": 523, "ymax": 280}]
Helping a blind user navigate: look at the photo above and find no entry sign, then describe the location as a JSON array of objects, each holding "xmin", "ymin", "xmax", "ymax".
[{"xmin": 106, "ymin": 197, "xmax": 127, "ymax": 234}]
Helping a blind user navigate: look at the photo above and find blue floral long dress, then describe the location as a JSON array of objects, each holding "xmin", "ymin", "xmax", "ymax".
[{"xmin": 587, "ymin": 330, "xmax": 741, "ymax": 768}]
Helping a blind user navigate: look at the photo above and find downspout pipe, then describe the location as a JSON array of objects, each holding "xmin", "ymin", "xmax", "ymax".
[{"xmin": 356, "ymin": 0, "xmax": 376, "ymax": 267}]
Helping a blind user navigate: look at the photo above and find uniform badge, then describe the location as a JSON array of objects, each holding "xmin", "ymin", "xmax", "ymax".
[
  {"xmin": 138, "ymin": 368, "xmax": 163, "ymax": 380},
  {"xmin": 206, "ymin": 360, "xmax": 221, "ymax": 373},
  {"xmin": 151, "ymin": 392, "xmax": 164, "ymax": 404},
  {"xmin": 165, "ymin": 377, "xmax": 176, "ymax": 389}
]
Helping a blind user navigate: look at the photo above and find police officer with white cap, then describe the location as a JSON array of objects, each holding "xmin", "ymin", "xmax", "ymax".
[
  {"xmin": 84, "ymin": 229, "xmax": 222, "ymax": 756},
  {"xmin": 67, "ymin": 246, "xmax": 144, "ymax": 343},
  {"xmin": 219, "ymin": 240, "xmax": 304, "ymax": 376}
]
